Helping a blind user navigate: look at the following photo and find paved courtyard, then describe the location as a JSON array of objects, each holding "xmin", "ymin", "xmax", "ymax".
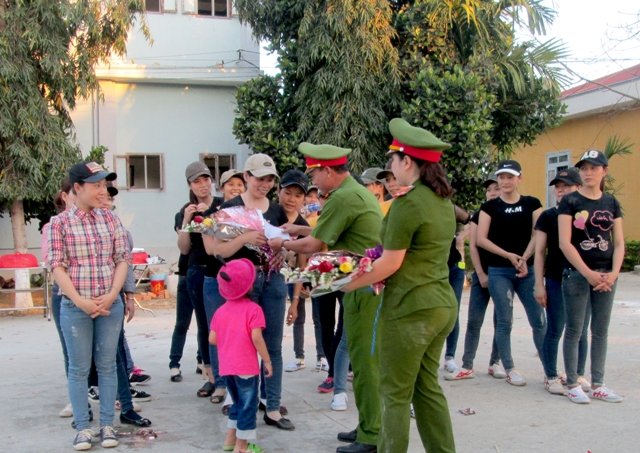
[{"xmin": 2, "ymin": 273, "xmax": 640, "ymax": 453}]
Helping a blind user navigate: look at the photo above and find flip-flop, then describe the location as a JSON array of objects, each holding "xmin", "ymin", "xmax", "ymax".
[
  {"xmin": 222, "ymin": 445, "xmax": 235, "ymax": 451},
  {"xmin": 197, "ymin": 381, "xmax": 215, "ymax": 397}
]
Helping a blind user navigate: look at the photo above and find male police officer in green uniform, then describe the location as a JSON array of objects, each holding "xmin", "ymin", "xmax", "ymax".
[{"xmin": 269, "ymin": 143, "xmax": 383, "ymax": 453}]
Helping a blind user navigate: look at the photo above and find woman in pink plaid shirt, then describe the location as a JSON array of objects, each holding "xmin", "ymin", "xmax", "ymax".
[{"xmin": 48, "ymin": 162, "xmax": 131, "ymax": 451}]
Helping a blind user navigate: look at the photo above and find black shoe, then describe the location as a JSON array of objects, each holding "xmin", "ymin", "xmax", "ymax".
[
  {"xmin": 336, "ymin": 442, "xmax": 377, "ymax": 453},
  {"xmin": 263, "ymin": 413, "xmax": 295, "ymax": 431},
  {"xmin": 120, "ymin": 410, "xmax": 152, "ymax": 427},
  {"xmin": 130, "ymin": 387, "xmax": 152, "ymax": 402},
  {"xmin": 337, "ymin": 429, "xmax": 357, "ymax": 443},
  {"xmin": 71, "ymin": 409, "xmax": 93, "ymax": 429},
  {"xmin": 258, "ymin": 401, "xmax": 288, "ymax": 416},
  {"xmin": 221, "ymin": 404, "xmax": 231, "ymax": 416}
]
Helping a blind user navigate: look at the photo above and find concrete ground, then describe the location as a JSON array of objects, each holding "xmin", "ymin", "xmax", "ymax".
[{"xmin": 2, "ymin": 273, "xmax": 640, "ymax": 453}]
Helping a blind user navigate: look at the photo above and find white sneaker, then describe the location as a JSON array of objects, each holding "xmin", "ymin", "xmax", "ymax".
[
  {"xmin": 115, "ymin": 401, "xmax": 142, "ymax": 412},
  {"xmin": 285, "ymin": 358, "xmax": 306, "ymax": 372},
  {"xmin": 488, "ymin": 363, "xmax": 507, "ymax": 379},
  {"xmin": 443, "ymin": 359, "xmax": 459, "ymax": 372},
  {"xmin": 590, "ymin": 385, "xmax": 623, "ymax": 403},
  {"xmin": 315, "ymin": 359, "xmax": 322, "ymax": 372},
  {"xmin": 320, "ymin": 357, "xmax": 329, "ymax": 372},
  {"xmin": 59, "ymin": 403, "xmax": 73, "ymax": 418},
  {"xmin": 545, "ymin": 377, "xmax": 567, "ymax": 395},
  {"xmin": 567, "ymin": 385, "xmax": 590, "ymax": 404},
  {"xmin": 506, "ymin": 369, "xmax": 526, "ymax": 386},
  {"xmin": 347, "ymin": 371, "xmax": 354, "ymax": 381},
  {"xmin": 443, "ymin": 368, "xmax": 474, "ymax": 380},
  {"xmin": 577, "ymin": 376, "xmax": 592, "ymax": 393},
  {"xmin": 331, "ymin": 392, "xmax": 348, "ymax": 411},
  {"xmin": 410, "ymin": 404, "xmax": 415, "ymax": 418}
]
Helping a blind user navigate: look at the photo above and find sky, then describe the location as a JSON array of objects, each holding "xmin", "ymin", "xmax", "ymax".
[{"xmin": 260, "ymin": 0, "xmax": 640, "ymax": 88}]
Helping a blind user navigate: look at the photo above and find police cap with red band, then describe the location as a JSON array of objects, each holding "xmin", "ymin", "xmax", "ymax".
[
  {"xmin": 298, "ymin": 142, "xmax": 352, "ymax": 174},
  {"xmin": 387, "ymin": 118, "xmax": 451, "ymax": 163}
]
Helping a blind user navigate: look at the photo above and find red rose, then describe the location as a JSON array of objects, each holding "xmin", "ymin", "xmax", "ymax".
[
  {"xmin": 194, "ymin": 215, "xmax": 203, "ymax": 223},
  {"xmin": 318, "ymin": 261, "xmax": 334, "ymax": 274}
]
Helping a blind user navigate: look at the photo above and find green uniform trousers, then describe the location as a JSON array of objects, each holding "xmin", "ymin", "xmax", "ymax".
[
  {"xmin": 343, "ymin": 288, "xmax": 381, "ymax": 446},
  {"xmin": 378, "ymin": 306, "xmax": 457, "ymax": 453}
]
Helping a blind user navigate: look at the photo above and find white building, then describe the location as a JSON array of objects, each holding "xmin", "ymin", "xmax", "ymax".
[{"xmin": 0, "ymin": 1, "xmax": 261, "ymax": 266}]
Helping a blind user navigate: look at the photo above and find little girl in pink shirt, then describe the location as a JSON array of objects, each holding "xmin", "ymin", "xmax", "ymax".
[{"xmin": 210, "ymin": 258, "xmax": 272, "ymax": 453}]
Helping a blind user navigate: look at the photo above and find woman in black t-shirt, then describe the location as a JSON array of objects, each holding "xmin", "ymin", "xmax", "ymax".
[
  {"xmin": 534, "ymin": 168, "xmax": 590, "ymax": 396},
  {"xmin": 558, "ymin": 150, "xmax": 624, "ymax": 404},
  {"xmin": 477, "ymin": 160, "xmax": 545, "ymax": 387},
  {"xmin": 212, "ymin": 154, "xmax": 294, "ymax": 431},
  {"xmin": 177, "ymin": 161, "xmax": 218, "ymax": 397}
]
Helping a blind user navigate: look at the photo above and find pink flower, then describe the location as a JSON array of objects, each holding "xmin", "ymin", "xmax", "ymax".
[
  {"xmin": 359, "ymin": 257, "xmax": 372, "ymax": 268},
  {"xmin": 338, "ymin": 256, "xmax": 352, "ymax": 265}
]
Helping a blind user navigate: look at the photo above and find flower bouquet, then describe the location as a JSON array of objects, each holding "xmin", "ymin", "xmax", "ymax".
[
  {"xmin": 366, "ymin": 244, "xmax": 385, "ymax": 295},
  {"xmin": 281, "ymin": 251, "xmax": 374, "ymax": 296},
  {"xmin": 203, "ymin": 206, "xmax": 290, "ymax": 272},
  {"xmin": 181, "ymin": 215, "xmax": 214, "ymax": 233}
]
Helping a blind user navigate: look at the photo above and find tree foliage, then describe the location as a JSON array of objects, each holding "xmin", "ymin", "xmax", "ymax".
[
  {"xmin": 0, "ymin": 1, "xmax": 148, "ymax": 235},
  {"xmin": 233, "ymin": 0, "xmax": 567, "ymax": 208},
  {"xmin": 234, "ymin": 0, "xmax": 401, "ymax": 174}
]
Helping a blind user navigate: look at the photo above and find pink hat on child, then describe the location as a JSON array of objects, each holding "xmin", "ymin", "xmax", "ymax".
[{"xmin": 217, "ymin": 258, "xmax": 256, "ymax": 300}]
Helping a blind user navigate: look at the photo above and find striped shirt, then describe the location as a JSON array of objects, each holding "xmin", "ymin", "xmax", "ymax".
[{"xmin": 48, "ymin": 204, "xmax": 132, "ymax": 298}]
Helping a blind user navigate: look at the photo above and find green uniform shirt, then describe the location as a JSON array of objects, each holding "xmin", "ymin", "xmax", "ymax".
[
  {"xmin": 380, "ymin": 179, "xmax": 457, "ymax": 320},
  {"xmin": 311, "ymin": 176, "xmax": 383, "ymax": 254}
]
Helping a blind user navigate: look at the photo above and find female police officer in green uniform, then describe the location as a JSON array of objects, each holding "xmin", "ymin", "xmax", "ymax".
[{"xmin": 344, "ymin": 118, "xmax": 457, "ymax": 453}]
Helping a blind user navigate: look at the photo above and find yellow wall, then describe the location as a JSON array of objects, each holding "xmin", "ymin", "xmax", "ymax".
[{"xmin": 513, "ymin": 107, "xmax": 640, "ymax": 240}]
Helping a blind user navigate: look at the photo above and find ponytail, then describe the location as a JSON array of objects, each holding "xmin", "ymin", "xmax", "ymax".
[
  {"xmin": 189, "ymin": 189, "xmax": 198, "ymax": 206},
  {"xmin": 400, "ymin": 153, "xmax": 455, "ymax": 199}
]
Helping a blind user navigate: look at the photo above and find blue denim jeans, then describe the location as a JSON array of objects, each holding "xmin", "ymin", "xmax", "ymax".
[
  {"xmin": 51, "ymin": 282, "xmax": 69, "ymax": 377},
  {"xmin": 226, "ymin": 375, "xmax": 259, "ymax": 440},
  {"xmin": 444, "ymin": 264, "xmax": 465, "ymax": 360},
  {"xmin": 562, "ymin": 269, "xmax": 616, "ymax": 386},
  {"xmin": 187, "ymin": 266, "xmax": 211, "ymax": 367},
  {"xmin": 333, "ymin": 322, "xmax": 350, "ymax": 395},
  {"xmin": 203, "ymin": 276, "xmax": 227, "ymax": 389},
  {"xmin": 61, "ymin": 296, "xmax": 123, "ymax": 430},
  {"xmin": 487, "ymin": 266, "xmax": 546, "ymax": 371},
  {"xmin": 461, "ymin": 272, "xmax": 500, "ymax": 370},
  {"xmin": 250, "ymin": 270, "xmax": 287, "ymax": 413},
  {"xmin": 288, "ymin": 285, "xmax": 325, "ymax": 360},
  {"xmin": 542, "ymin": 277, "xmax": 590, "ymax": 379},
  {"xmin": 169, "ymin": 275, "xmax": 201, "ymax": 369}
]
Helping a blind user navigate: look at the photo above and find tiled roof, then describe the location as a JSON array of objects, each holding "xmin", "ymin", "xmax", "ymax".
[{"xmin": 561, "ymin": 63, "xmax": 640, "ymax": 98}]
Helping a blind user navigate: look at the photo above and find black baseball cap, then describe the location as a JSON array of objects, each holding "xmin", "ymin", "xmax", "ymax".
[
  {"xmin": 482, "ymin": 172, "xmax": 499, "ymax": 188},
  {"xmin": 549, "ymin": 167, "xmax": 582, "ymax": 186},
  {"xmin": 106, "ymin": 183, "xmax": 119, "ymax": 197},
  {"xmin": 495, "ymin": 160, "xmax": 522, "ymax": 176},
  {"xmin": 575, "ymin": 150, "xmax": 608, "ymax": 168},
  {"xmin": 69, "ymin": 162, "xmax": 116, "ymax": 185},
  {"xmin": 280, "ymin": 169, "xmax": 309, "ymax": 193}
]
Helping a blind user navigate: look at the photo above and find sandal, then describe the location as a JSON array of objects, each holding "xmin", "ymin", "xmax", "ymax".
[
  {"xmin": 170, "ymin": 368, "xmax": 182, "ymax": 382},
  {"xmin": 210, "ymin": 393, "xmax": 225, "ymax": 404},
  {"xmin": 197, "ymin": 381, "xmax": 215, "ymax": 397},
  {"xmin": 222, "ymin": 445, "xmax": 235, "ymax": 451}
]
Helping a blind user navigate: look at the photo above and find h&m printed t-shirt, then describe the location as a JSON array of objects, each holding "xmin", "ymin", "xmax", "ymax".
[
  {"xmin": 480, "ymin": 195, "xmax": 542, "ymax": 268},
  {"xmin": 557, "ymin": 191, "xmax": 622, "ymax": 271}
]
